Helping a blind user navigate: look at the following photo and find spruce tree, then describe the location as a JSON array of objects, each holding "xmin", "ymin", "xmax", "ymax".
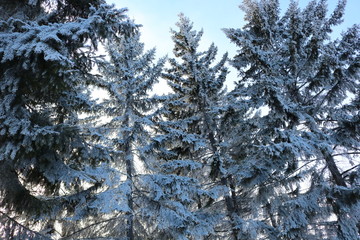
[
  {"xmin": 148, "ymin": 14, "xmax": 231, "ymax": 239},
  {"xmin": 0, "ymin": 0, "xmax": 134, "ymax": 238},
  {"xmin": 87, "ymin": 32, "xmax": 165, "ymax": 239},
  {"xmin": 224, "ymin": 0, "xmax": 359, "ymax": 239}
]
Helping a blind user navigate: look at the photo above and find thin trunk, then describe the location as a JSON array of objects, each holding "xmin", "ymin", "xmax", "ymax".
[
  {"xmin": 221, "ymin": 177, "xmax": 240, "ymax": 240},
  {"xmin": 125, "ymin": 143, "xmax": 134, "ymax": 240},
  {"xmin": 265, "ymin": 201, "xmax": 277, "ymax": 228},
  {"xmin": 322, "ymin": 150, "xmax": 347, "ymax": 187},
  {"xmin": 123, "ymin": 113, "xmax": 134, "ymax": 240},
  {"xmin": 229, "ymin": 179, "xmax": 239, "ymax": 214},
  {"xmin": 320, "ymin": 151, "xmax": 355, "ymax": 239}
]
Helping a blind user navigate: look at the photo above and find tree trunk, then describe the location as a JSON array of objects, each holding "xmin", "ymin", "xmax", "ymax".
[
  {"xmin": 322, "ymin": 150, "xmax": 347, "ymax": 187},
  {"xmin": 221, "ymin": 177, "xmax": 239, "ymax": 240},
  {"xmin": 123, "ymin": 113, "xmax": 134, "ymax": 240}
]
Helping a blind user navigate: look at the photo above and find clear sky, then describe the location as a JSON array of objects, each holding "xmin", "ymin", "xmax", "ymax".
[{"xmin": 106, "ymin": 0, "xmax": 359, "ymax": 90}]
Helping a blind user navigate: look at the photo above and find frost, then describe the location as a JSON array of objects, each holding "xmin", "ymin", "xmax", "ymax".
[
  {"xmin": 1, "ymin": 0, "xmax": 359, "ymax": 239},
  {"xmin": 161, "ymin": 160, "xmax": 202, "ymax": 173},
  {"xmin": 89, "ymin": 182, "xmax": 131, "ymax": 214}
]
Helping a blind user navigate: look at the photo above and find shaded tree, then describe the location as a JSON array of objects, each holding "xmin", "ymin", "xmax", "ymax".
[
  {"xmin": 149, "ymin": 14, "xmax": 231, "ymax": 239},
  {"xmin": 224, "ymin": 0, "xmax": 359, "ymax": 239},
  {"xmin": 0, "ymin": 0, "xmax": 135, "ymax": 238}
]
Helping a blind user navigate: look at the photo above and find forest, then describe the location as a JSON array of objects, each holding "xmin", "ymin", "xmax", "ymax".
[{"xmin": 0, "ymin": 0, "xmax": 359, "ymax": 239}]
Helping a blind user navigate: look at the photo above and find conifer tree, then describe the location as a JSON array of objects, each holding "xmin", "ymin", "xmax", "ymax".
[
  {"xmin": 0, "ymin": 0, "xmax": 135, "ymax": 238},
  {"xmin": 88, "ymin": 32, "xmax": 165, "ymax": 239},
  {"xmin": 148, "ymin": 14, "xmax": 231, "ymax": 239},
  {"xmin": 224, "ymin": 0, "xmax": 359, "ymax": 239}
]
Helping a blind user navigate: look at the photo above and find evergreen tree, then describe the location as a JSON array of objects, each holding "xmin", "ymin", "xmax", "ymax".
[
  {"xmin": 0, "ymin": 0, "xmax": 135, "ymax": 238},
  {"xmin": 85, "ymin": 32, "xmax": 165, "ymax": 239},
  {"xmin": 0, "ymin": 0, "xmax": 103, "ymax": 21},
  {"xmin": 2, "ymin": 0, "xmax": 358, "ymax": 239},
  {"xmin": 224, "ymin": 0, "xmax": 359, "ymax": 239},
  {"xmin": 148, "ymin": 14, "xmax": 230, "ymax": 239}
]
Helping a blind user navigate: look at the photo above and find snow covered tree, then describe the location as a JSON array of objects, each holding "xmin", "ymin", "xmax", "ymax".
[
  {"xmin": 224, "ymin": 0, "xmax": 360, "ymax": 239},
  {"xmin": 0, "ymin": 0, "xmax": 103, "ymax": 21},
  {"xmin": 147, "ymin": 14, "xmax": 231, "ymax": 239},
  {"xmin": 161, "ymin": 13, "xmax": 228, "ymax": 173},
  {"xmin": 82, "ymin": 31, "xmax": 165, "ymax": 239},
  {"xmin": 0, "ymin": 0, "xmax": 135, "ymax": 238}
]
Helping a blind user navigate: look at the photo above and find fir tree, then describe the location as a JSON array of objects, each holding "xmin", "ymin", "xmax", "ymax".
[
  {"xmin": 0, "ymin": 0, "xmax": 103, "ymax": 21},
  {"xmin": 224, "ymin": 0, "xmax": 359, "ymax": 239},
  {"xmin": 88, "ymin": 32, "xmax": 165, "ymax": 239},
  {"xmin": 0, "ymin": 0, "xmax": 135, "ymax": 238},
  {"xmin": 149, "ymin": 14, "xmax": 231, "ymax": 239}
]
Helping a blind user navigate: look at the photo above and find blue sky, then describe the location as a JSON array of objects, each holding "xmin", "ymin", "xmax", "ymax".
[
  {"xmin": 108, "ymin": 0, "xmax": 359, "ymax": 56},
  {"xmin": 107, "ymin": 0, "xmax": 243, "ymax": 57},
  {"xmin": 106, "ymin": 0, "xmax": 359, "ymax": 90}
]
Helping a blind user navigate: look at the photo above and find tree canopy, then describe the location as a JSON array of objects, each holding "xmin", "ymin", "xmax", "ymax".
[{"xmin": 0, "ymin": 0, "xmax": 359, "ymax": 239}]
